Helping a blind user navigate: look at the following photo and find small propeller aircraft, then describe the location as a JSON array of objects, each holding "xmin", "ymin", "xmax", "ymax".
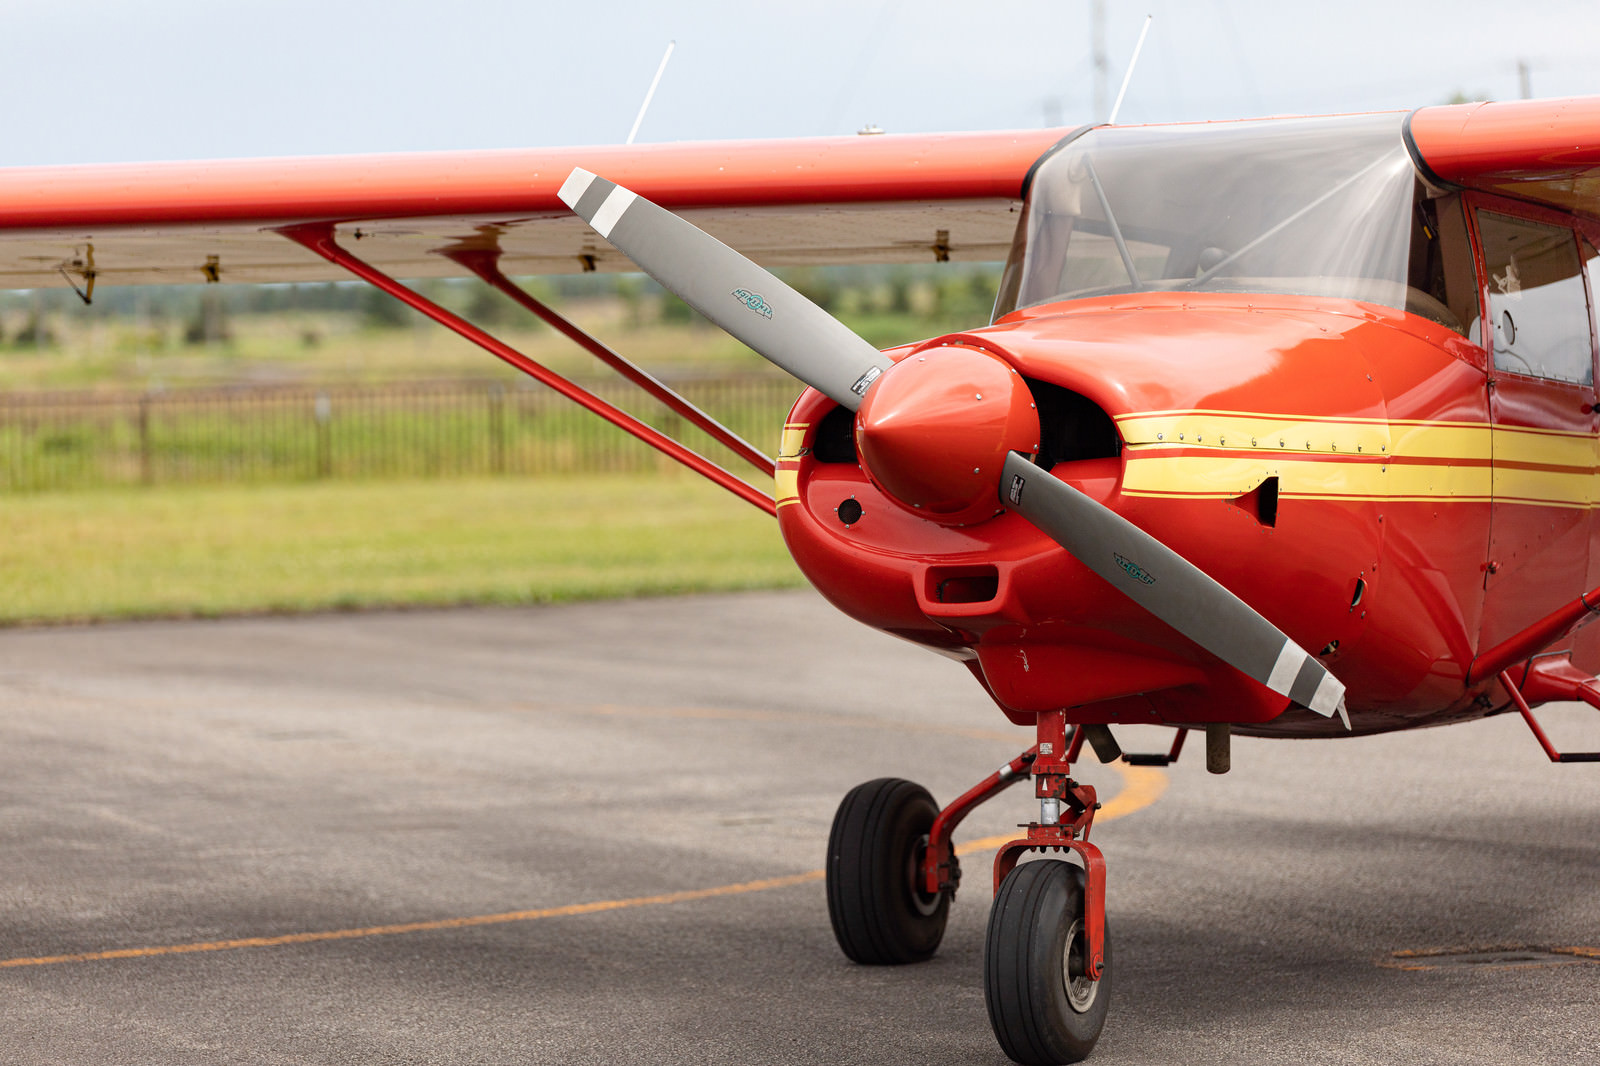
[{"xmin": 2, "ymin": 95, "xmax": 1598, "ymax": 1064}]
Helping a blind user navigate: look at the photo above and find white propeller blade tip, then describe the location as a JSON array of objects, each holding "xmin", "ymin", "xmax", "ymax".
[
  {"xmin": 1307, "ymin": 671, "xmax": 1346, "ymax": 720},
  {"xmin": 558, "ymin": 168, "xmax": 598, "ymax": 210}
]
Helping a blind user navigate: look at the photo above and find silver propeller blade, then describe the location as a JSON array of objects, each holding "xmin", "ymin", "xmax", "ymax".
[
  {"xmin": 559, "ymin": 169, "xmax": 892, "ymax": 411},
  {"xmin": 1000, "ymin": 452, "xmax": 1349, "ymax": 727}
]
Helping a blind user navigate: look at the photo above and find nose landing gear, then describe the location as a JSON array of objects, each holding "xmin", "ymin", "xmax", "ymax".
[
  {"xmin": 824, "ymin": 709, "xmax": 1112, "ymax": 1064},
  {"xmin": 986, "ymin": 859, "xmax": 1113, "ymax": 1065}
]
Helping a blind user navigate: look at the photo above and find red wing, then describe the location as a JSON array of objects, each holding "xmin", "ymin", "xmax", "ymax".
[
  {"xmin": 0, "ymin": 130, "xmax": 1067, "ymax": 290},
  {"xmin": 1408, "ymin": 97, "xmax": 1600, "ymax": 218}
]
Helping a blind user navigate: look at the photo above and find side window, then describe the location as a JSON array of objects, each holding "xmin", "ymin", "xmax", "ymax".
[
  {"xmin": 1409, "ymin": 191, "xmax": 1474, "ymax": 336},
  {"xmin": 1475, "ymin": 210, "xmax": 1593, "ymax": 384}
]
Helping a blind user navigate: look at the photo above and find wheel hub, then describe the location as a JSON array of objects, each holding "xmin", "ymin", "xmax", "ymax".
[
  {"xmin": 1062, "ymin": 917, "xmax": 1101, "ymax": 1012},
  {"xmin": 907, "ymin": 834, "xmax": 943, "ymax": 917}
]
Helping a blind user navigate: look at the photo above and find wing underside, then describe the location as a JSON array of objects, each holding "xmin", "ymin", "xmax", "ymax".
[
  {"xmin": 0, "ymin": 200, "xmax": 1021, "ymax": 289},
  {"xmin": 0, "ymin": 130, "xmax": 1066, "ymax": 291}
]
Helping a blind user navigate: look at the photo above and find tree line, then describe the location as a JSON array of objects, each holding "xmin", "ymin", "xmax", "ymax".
[{"xmin": 0, "ymin": 264, "xmax": 1003, "ymax": 350}]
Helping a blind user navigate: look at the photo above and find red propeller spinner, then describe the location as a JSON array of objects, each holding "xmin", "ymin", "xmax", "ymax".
[{"xmin": 853, "ymin": 344, "xmax": 1041, "ymax": 527}]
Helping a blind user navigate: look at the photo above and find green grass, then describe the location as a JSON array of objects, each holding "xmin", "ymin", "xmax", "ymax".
[{"xmin": 0, "ymin": 474, "xmax": 803, "ymax": 625}]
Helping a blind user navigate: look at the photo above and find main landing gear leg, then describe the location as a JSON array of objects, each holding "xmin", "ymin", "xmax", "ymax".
[{"xmin": 824, "ymin": 710, "xmax": 1110, "ymax": 1064}]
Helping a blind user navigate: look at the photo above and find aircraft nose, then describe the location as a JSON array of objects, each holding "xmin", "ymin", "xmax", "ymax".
[{"xmin": 853, "ymin": 345, "xmax": 1040, "ymax": 526}]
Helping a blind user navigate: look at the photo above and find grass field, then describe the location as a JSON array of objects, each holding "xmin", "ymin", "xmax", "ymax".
[
  {"xmin": 0, "ymin": 474, "xmax": 803, "ymax": 625},
  {"xmin": 0, "ymin": 273, "xmax": 998, "ymax": 622}
]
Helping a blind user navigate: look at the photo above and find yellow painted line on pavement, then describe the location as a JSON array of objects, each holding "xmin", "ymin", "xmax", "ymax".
[
  {"xmin": 0, "ymin": 764, "xmax": 1166, "ymax": 971},
  {"xmin": 1378, "ymin": 944, "xmax": 1600, "ymax": 971},
  {"xmin": 0, "ymin": 873, "xmax": 826, "ymax": 970}
]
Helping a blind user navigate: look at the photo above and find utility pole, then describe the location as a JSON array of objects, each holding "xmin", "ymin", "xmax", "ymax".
[
  {"xmin": 1091, "ymin": 0, "xmax": 1109, "ymax": 120},
  {"xmin": 1517, "ymin": 59, "xmax": 1532, "ymax": 99}
]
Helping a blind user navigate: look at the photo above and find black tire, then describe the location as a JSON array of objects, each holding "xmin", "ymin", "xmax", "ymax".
[
  {"xmin": 825, "ymin": 777, "xmax": 949, "ymax": 964},
  {"xmin": 984, "ymin": 859, "xmax": 1113, "ymax": 1065}
]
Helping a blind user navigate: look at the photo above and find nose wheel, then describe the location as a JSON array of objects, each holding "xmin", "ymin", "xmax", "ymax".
[
  {"xmin": 825, "ymin": 777, "xmax": 949, "ymax": 964},
  {"xmin": 985, "ymin": 859, "xmax": 1113, "ymax": 1065}
]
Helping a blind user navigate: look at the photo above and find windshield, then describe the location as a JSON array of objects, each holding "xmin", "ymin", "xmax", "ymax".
[{"xmin": 993, "ymin": 113, "xmax": 1417, "ymax": 319}]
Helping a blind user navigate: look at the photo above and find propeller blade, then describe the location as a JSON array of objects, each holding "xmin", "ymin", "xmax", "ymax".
[
  {"xmin": 558, "ymin": 169, "xmax": 892, "ymax": 411},
  {"xmin": 999, "ymin": 452, "xmax": 1349, "ymax": 726}
]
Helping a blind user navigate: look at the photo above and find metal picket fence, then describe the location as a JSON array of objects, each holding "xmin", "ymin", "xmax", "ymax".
[{"xmin": 0, "ymin": 375, "xmax": 800, "ymax": 491}]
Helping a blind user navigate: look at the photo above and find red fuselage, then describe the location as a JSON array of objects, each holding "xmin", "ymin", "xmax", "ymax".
[{"xmin": 777, "ymin": 291, "xmax": 1599, "ymax": 738}]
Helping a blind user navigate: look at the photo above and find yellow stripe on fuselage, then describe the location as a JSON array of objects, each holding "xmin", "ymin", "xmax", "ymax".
[
  {"xmin": 1120, "ymin": 453, "xmax": 1496, "ymax": 502},
  {"xmin": 1116, "ymin": 411, "xmax": 1393, "ymax": 456},
  {"xmin": 1492, "ymin": 426, "xmax": 1598, "ymax": 469},
  {"xmin": 1115, "ymin": 410, "xmax": 1596, "ymax": 508},
  {"xmin": 1492, "ymin": 466, "xmax": 1600, "ymax": 507}
]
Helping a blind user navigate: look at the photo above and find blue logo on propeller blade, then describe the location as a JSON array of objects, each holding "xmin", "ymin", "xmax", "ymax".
[
  {"xmin": 1114, "ymin": 552, "xmax": 1154, "ymax": 585},
  {"xmin": 732, "ymin": 288, "xmax": 773, "ymax": 319}
]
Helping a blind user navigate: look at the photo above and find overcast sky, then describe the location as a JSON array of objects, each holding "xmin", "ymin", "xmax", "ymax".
[{"xmin": 3, "ymin": 0, "xmax": 1598, "ymax": 165}]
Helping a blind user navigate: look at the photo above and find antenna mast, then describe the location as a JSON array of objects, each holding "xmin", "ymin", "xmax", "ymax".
[
  {"xmin": 626, "ymin": 41, "xmax": 676, "ymax": 146},
  {"xmin": 1107, "ymin": 15, "xmax": 1153, "ymax": 125}
]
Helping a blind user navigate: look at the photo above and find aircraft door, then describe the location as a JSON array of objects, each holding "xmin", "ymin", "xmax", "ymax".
[{"xmin": 1474, "ymin": 205, "xmax": 1600, "ymax": 657}]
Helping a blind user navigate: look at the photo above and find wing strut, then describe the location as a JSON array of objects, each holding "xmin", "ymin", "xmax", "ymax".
[
  {"xmin": 278, "ymin": 223, "xmax": 776, "ymax": 516},
  {"xmin": 442, "ymin": 247, "xmax": 774, "ymax": 478}
]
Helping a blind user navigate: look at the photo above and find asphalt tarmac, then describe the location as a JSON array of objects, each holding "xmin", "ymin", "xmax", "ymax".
[{"xmin": 1, "ymin": 590, "xmax": 1596, "ymax": 1065}]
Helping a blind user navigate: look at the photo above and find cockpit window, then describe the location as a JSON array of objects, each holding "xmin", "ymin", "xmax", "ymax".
[{"xmin": 993, "ymin": 114, "xmax": 1417, "ymax": 319}]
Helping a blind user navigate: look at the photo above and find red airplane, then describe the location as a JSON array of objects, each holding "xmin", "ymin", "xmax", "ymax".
[{"xmin": 2, "ymin": 96, "xmax": 1598, "ymax": 1064}]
